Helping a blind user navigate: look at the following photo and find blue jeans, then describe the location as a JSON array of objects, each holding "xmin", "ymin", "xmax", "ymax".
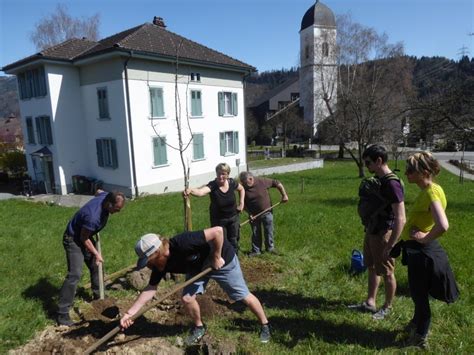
[
  {"xmin": 250, "ymin": 211, "xmax": 274, "ymax": 253},
  {"xmin": 57, "ymin": 234, "xmax": 99, "ymax": 315}
]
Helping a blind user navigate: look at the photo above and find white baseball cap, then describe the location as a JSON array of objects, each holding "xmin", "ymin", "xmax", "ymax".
[{"xmin": 135, "ymin": 233, "xmax": 162, "ymax": 269}]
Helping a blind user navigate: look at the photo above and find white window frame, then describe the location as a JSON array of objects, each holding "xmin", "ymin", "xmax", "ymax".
[
  {"xmin": 219, "ymin": 131, "xmax": 239, "ymax": 156},
  {"xmin": 149, "ymin": 87, "xmax": 165, "ymax": 119},
  {"xmin": 192, "ymin": 133, "xmax": 205, "ymax": 161},
  {"xmin": 218, "ymin": 91, "xmax": 238, "ymax": 117},
  {"xmin": 152, "ymin": 136, "xmax": 168, "ymax": 167},
  {"xmin": 190, "ymin": 72, "xmax": 201, "ymax": 82}
]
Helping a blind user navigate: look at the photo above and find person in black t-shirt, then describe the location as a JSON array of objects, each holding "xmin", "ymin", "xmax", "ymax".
[
  {"xmin": 120, "ymin": 226, "xmax": 271, "ymax": 345},
  {"xmin": 184, "ymin": 163, "xmax": 244, "ymax": 252}
]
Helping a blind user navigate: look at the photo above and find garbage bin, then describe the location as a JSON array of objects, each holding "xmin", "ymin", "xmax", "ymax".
[
  {"xmin": 76, "ymin": 176, "xmax": 90, "ymax": 194},
  {"xmin": 72, "ymin": 175, "xmax": 81, "ymax": 193}
]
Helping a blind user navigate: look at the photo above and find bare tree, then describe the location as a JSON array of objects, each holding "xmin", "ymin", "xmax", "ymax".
[
  {"xmin": 30, "ymin": 4, "xmax": 100, "ymax": 50},
  {"xmin": 320, "ymin": 14, "xmax": 415, "ymax": 176},
  {"xmin": 150, "ymin": 40, "xmax": 194, "ymax": 231}
]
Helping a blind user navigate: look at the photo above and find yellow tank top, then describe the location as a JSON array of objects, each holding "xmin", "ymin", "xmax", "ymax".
[{"xmin": 404, "ymin": 183, "xmax": 447, "ymax": 239}]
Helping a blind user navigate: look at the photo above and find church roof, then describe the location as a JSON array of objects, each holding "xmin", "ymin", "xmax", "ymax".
[{"xmin": 300, "ymin": 0, "xmax": 336, "ymax": 31}]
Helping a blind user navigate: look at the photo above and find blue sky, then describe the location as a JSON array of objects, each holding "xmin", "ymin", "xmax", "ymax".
[{"xmin": 1, "ymin": 0, "xmax": 473, "ymax": 75}]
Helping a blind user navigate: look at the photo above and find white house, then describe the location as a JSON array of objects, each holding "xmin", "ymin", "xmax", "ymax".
[{"xmin": 2, "ymin": 17, "xmax": 254, "ymax": 197}]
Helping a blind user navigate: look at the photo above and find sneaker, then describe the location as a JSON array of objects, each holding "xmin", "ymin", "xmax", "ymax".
[
  {"xmin": 348, "ymin": 301, "xmax": 376, "ymax": 313},
  {"xmin": 260, "ymin": 324, "xmax": 271, "ymax": 343},
  {"xmin": 184, "ymin": 324, "xmax": 206, "ymax": 346},
  {"xmin": 247, "ymin": 251, "xmax": 261, "ymax": 258},
  {"xmin": 372, "ymin": 307, "xmax": 391, "ymax": 320},
  {"xmin": 57, "ymin": 313, "xmax": 74, "ymax": 327}
]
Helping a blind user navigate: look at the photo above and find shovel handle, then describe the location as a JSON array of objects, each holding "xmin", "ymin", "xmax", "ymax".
[
  {"xmin": 240, "ymin": 201, "xmax": 282, "ymax": 227},
  {"xmin": 83, "ymin": 267, "xmax": 213, "ymax": 354},
  {"xmin": 96, "ymin": 233, "xmax": 105, "ymax": 300}
]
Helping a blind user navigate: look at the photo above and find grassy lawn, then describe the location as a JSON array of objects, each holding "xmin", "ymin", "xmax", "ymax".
[{"xmin": 1, "ymin": 161, "xmax": 472, "ymax": 353}]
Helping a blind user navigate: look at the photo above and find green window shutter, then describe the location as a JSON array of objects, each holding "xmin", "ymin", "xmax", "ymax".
[
  {"xmin": 96, "ymin": 139, "xmax": 104, "ymax": 167},
  {"xmin": 193, "ymin": 134, "xmax": 204, "ymax": 159},
  {"xmin": 39, "ymin": 67, "xmax": 47, "ymax": 96},
  {"xmin": 218, "ymin": 92, "xmax": 224, "ymax": 116},
  {"xmin": 45, "ymin": 117, "xmax": 53, "ymax": 145},
  {"xmin": 150, "ymin": 88, "xmax": 164, "ymax": 117},
  {"xmin": 111, "ymin": 139, "xmax": 118, "ymax": 168},
  {"xmin": 35, "ymin": 116, "xmax": 42, "ymax": 144},
  {"xmin": 154, "ymin": 137, "xmax": 167, "ymax": 165},
  {"xmin": 233, "ymin": 131, "xmax": 239, "ymax": 153},
  {"xmin": 191, "ymin": 91, "xmax": 202, "ymax": 116},
  {"xmin": 26, "ymin": 117, "xmax": 35, "ymax": 144},
  {"xmin": 219, "ymin": 132, "xmax": 225, "ymax": 156},
  {"xmin": 232, "ymin": 93, "xmax": 238, "ymax": 116}
]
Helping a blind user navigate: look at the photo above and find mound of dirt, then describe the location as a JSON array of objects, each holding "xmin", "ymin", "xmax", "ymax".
[{"xmin": 10, "ymin": 257, "xmax": 278, "ymax": 354}]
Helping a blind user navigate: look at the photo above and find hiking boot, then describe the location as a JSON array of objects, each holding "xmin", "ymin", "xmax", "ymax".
[
  {"xmin": 348, "ymin": 301, "xmax": 376, "ymax": 313},
  {"xmin": 57, "ymin": 313, "xmax": 75, "ymax": 327},
  {"xmin": 184, "ymin": 324, "xmax": 206, "ymax": 346},
  {"xmin": 260, "ymin": 324, "xmax": 271, "ymax": 343},
  {"xmin": 372, "ymin": 307, "xmax": 391, "ymax": 320}
]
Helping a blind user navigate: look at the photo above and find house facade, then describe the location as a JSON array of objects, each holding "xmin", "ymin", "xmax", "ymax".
[{"xmin": 2, "ymin": 17, "xmax": 254, "ymax": 196}]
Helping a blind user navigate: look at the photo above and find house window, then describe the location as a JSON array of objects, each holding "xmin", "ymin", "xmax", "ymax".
[
  {"xmin": 219, "ymin": 131, "xmax": 239, "ymax": 156},
  {"xmin": 35, "ymin": 116, "xmax": 53, "ymax": 145},
  {"xmin": 96, "ymin": 138, "xmax": 118, "ymax": 168},
  {"xmin": 190, "ymin": 72, "xmax": 201, "ymax": 81},
  {"xmin": 26, "ymin": 117, "xmax": 35, "ymax": 144},
  {"xmin": 97, "ymin": 87, "xmax": 110, "ymax": 119},
  {"xmin": 218, "ymin": 92, "xmax": 238, "ymax": 116},
  {"xmin": 192, "ymin": 133, "xmax": 204, "ymax": 160},
  {"xmin": 322, "ymin": 42, "xmax": 329, "ymax": 57},
  {"xmin": 190, "ymin": 90, "xmax": 202, "ymax": 116},
  {"xmin": 149, "ymin": 87, "xmax": 165, "ymax": 118},
  {"xmin": 291, "ymin": 92, "xmax": 300, "ymax": 101},
  {"xmin": 152, "ymin": 136, "xmax": 168, "ymax": 166},
  {"xmin": 17, "ymin": 67, "xmax": 47, "ymax": 100}
]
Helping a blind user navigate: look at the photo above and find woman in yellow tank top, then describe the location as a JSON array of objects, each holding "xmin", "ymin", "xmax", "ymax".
[{"xmin": 402, "ymin": 152, "xmax": 459, "ymax": 349}]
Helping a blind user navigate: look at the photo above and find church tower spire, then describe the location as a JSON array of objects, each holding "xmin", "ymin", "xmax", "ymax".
[{"xmin": 299, "ymin": 0, "xmax": 337, "ymax": 136}]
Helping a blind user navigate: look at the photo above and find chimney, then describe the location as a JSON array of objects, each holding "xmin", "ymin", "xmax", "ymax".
[{"xmin": 153, "ymin": 16, "xmax": 166, "ymax": 28}]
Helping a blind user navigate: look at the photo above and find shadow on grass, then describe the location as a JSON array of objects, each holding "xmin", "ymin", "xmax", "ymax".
[
  {"xmin": 21, "ymin": 277, "xmax": 98, "ymax": 320},
  {"xmin": 22, "ymin": 277, "xmax": 59, "ymax": 319},
  {"xmin": 254, "ymin": 289, "xmax": 347, "ymax": 312},
  {"xmin": 230, "ymin": 316, "xmax": 398, "ymax": 349}
]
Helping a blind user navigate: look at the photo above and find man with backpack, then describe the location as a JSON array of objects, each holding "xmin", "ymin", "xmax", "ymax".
[{"xmin": 351, "ymin": 145, "xmax": 406, "ymax": 320}]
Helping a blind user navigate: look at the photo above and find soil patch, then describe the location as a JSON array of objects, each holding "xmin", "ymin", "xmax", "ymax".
[{"xmin": 10, "ymin": 257, "xmax": 278, "ymax": 354}]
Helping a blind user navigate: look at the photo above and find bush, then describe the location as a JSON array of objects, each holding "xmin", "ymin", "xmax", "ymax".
[{"xmin": 0, "ymin": 150, "xmax": 27, "ymax": 178}]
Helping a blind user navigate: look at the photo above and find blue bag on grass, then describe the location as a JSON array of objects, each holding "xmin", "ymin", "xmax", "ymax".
[{"xmin": 350, "ymin": 249, "xmax": 367, "ymax": 274}]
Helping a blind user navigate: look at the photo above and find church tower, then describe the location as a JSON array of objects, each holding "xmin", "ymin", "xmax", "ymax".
[{"xmin": 299, "ymin": 0, "xmax": 337, "ymax": 136}]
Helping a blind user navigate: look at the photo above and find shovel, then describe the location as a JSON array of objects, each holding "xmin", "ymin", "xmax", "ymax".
[{"xmin": 83, "ymin": 267, "xmax": 213, "ymax": 354}]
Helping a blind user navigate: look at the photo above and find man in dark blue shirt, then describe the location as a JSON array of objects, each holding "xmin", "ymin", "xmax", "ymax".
[
  {"xmin": 120, "ymin": 226, "xmax": 271, "ymax": 345},
  {"xmin": 57, "ymin": 190, "xmax": 125, "ymax": 326}
]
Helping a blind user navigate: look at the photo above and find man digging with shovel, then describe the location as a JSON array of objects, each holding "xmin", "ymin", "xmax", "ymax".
[{"xmin": 120, "ymin": 226, "xmax": 271, "ymax": 345}]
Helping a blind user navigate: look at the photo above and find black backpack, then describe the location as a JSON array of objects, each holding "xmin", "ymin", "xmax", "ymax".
[{"xmin": 357, "ymin": 173, "xmax": 402, "ymax": 232}]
